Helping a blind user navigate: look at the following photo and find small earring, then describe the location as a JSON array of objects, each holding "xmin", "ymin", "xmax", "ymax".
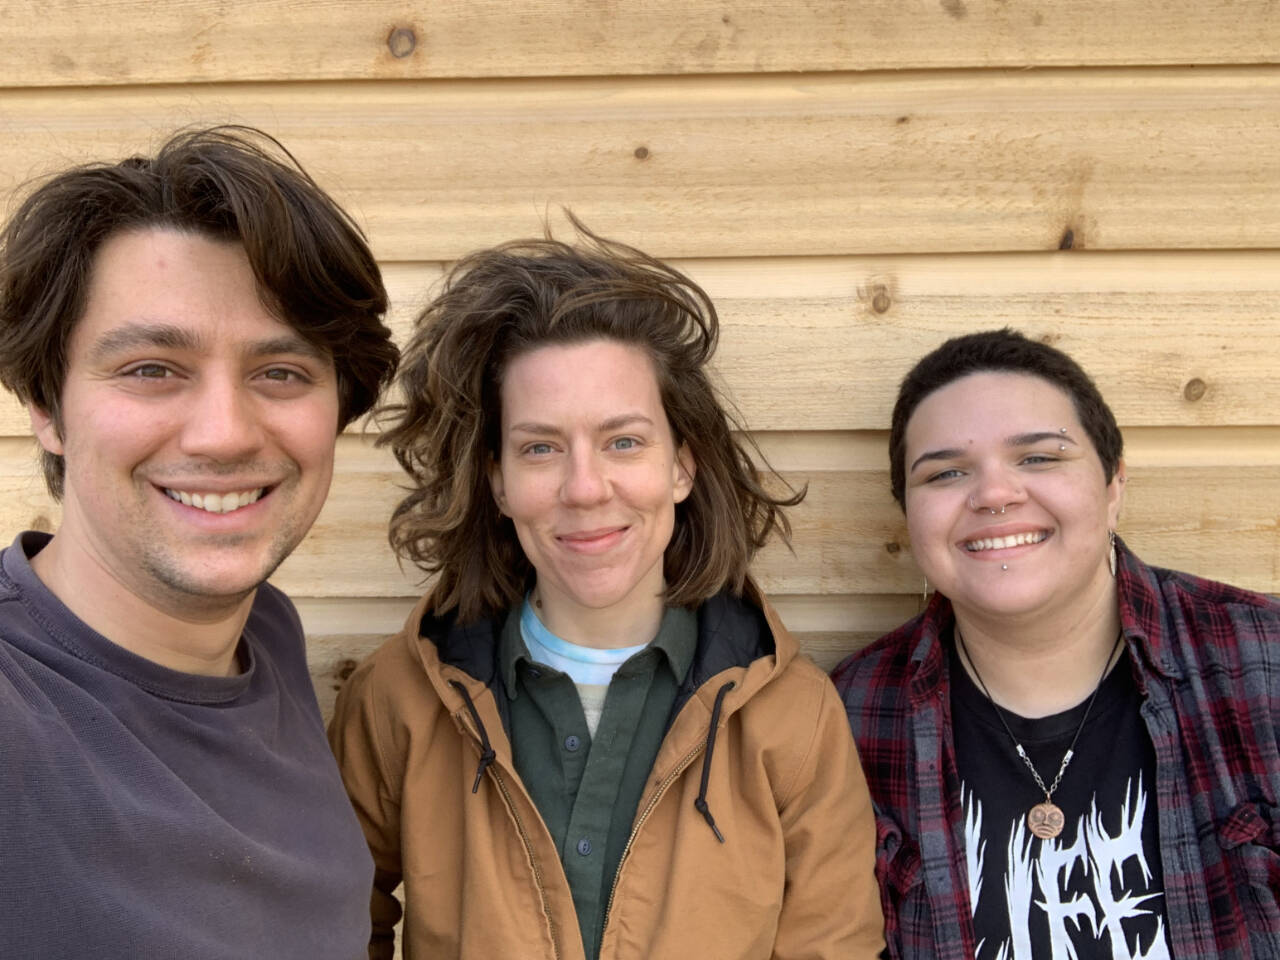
[
  {"xmin": 1108, "ymin": 529, "xmax": 1117, "ymax": 577},
  {"xmin": 921, "ymin": 578, "xmax": 930, "ymax": 608}
]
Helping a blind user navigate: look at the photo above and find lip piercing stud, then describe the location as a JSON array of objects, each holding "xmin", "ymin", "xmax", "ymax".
[
  {"xmin": 1001, "ymin": 564, "xmax": 1008, "ymax": 570},
  {"xmin": 1059, "ymin": 444, "xmax": 1067, "ymax": 450}
]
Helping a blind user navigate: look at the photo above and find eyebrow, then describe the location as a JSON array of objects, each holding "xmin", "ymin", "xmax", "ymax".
[
  {"xmin": 87, "ymin": 323, "xmax": 199, "ymax": 361},
  {"xmin": 908, "ymin": 431, "xmax": 1079, "ymax": 474},
  {"xmin": 87, "ymin": 322, "xmax": 328, "ymax": 364},
  {"xmin": 1007, "ymin": 431, "xmax": 1078, "ymax": 447},
  {"xmin": 508, "ymin": 413, "xmax": 656, "ymax": 435}
]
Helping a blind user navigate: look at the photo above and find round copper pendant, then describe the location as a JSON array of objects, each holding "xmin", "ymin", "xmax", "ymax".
[{"xmin": 1027, "ymin": 800, "xmax": 1065, "ymax": 839}]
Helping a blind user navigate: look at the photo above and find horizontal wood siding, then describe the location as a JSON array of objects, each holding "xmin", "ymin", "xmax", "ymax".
[
  {"xmin": 4, "ymin": 1, "xmax": 1280, "ymax": 85},
  {"xmin": 4, "ymin": 71, "xmax": 1280, "ymax": 259}
]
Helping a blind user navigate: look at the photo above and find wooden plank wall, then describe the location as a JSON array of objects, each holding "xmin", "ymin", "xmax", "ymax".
[{"xmin": 2, "ymin": 2, "xmax": 1278, "ymax": 724}]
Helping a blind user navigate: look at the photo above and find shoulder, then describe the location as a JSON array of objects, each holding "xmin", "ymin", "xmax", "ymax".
[
  {"xmin": 1125, "ymin": 555, "xmax": 1280, "ymax": 668},
  {"xmin": 329, "ymin": 601, "xmax": 459, "ymax": 760},
  {"xmin": 830, "ymin": 612, "xmax": 928, "ymax": 707}
]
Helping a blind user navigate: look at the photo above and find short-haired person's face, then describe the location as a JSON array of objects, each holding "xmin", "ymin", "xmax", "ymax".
[
  {"xmin": 489, "ymin": 340, "xmax": 694, "ymax": 629},
  {"xmin": 29, "ymin": 228, "xmax": 341, "ymax": 616},
  {"xmin": 902, "ymin": 372, "xmax": 1124, "ymax": 624}
]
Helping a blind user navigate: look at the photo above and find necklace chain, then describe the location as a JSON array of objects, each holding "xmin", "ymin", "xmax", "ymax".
[{"xmin": 957, "ymin": 627, "xmax": 1123, "ymax": 803}]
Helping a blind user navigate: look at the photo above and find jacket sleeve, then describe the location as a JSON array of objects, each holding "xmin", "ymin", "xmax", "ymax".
[
  {"xmin": 328, "ymin": 657, "xmax": 405, "ymax": 960},
  {"xmin": 772, "ymin": 670, "xmax": 886, "ymax": 959}
]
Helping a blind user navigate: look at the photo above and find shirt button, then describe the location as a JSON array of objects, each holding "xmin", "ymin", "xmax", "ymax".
[
  {"xmin": 576, "ymin": 838, "xmax": 592, "ymax": 856},
  {"xmin": 564, "ymin": 735, "xmax": 581, "ymax": 752}
]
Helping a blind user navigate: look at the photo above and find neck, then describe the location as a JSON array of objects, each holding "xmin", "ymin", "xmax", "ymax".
[
  {"xmin": 31, "ymin": 533, "xmax": 253, "ymax": 677},
  {"xmin": 532, "ymin": 579, "xmax": 665, "ymax": 650},
  {"xmin": 952, "ymin": 576, "xmax": 1122, "ymax": 719}
]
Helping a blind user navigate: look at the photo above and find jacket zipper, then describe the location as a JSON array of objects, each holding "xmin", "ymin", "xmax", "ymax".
[
  {"xmin": 601, "ymin": 741, "xmax": 705, "ymax": 932},
  {"xmin": 457, "ymin": 712, "xmax": 562, "ymax": 960}
]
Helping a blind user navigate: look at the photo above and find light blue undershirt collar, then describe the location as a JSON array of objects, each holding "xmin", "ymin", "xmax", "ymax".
[{"xmin": 520, "ymin": 597, "xmax": 648, "ymax": 687}]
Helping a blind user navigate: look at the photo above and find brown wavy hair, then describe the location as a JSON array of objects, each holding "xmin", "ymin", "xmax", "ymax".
[
  {"xmin": 382, "ymin": 217, "xmax": 802, "ymax": 622},
  {"xmin": 0, "ymin": 125, "xmax": 398, "ymax": 497}
]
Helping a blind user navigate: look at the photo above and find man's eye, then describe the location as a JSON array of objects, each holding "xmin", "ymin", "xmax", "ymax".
[
  {"xmin": 126, "ymin": 364, "xmax": 172, "ymax": 379},
  {"xmin": 262, "ymin": 368, "xmax": 305, "ymax": 382}
]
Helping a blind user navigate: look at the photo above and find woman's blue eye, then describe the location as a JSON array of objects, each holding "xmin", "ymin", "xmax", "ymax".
[
  {"xmin": 527, "ymin": 443, "xmax": 553, "ymax": 455},
  {"xmin": 927, "ymin": 468, "xmax": 963, "ymax": 482},
  {"xmin": 612, "ymin": 437, "xmax": 638, "ymax": 451}
]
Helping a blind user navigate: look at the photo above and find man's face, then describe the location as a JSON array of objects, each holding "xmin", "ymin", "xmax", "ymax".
[{"xmin": 31, "ymin": 227, "xmax": 340, "ymax": 618}]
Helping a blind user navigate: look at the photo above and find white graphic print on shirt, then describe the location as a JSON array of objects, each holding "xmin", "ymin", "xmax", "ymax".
[{"xmin": 962, "ymin": 774, "xmax": 1170, "ymax": 960}]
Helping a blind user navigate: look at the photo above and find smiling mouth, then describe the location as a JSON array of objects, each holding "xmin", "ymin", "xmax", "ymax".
[
  {"xmin": 559, "ymin": 526, "xmax": 628, "ymax": 546},
  {"xmin": 964, "ymin": 530, "xmax": 1049, "ymax": 552},
  {"xmin": 163, "ymin": 487, "xmax": 265, "ymax": 515}
]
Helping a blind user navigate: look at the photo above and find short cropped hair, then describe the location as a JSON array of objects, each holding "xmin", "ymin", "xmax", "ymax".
[
  {"xmin": 382, "ymin": 218, "xmax": 801, "ymax": 623},
  {"xmin": 888, "ymin": 328, "xmax": 1123, "ymax": 509},
  {"xmin": 0, "ymin": 125, "xmax": 398, "ymax": 497}
]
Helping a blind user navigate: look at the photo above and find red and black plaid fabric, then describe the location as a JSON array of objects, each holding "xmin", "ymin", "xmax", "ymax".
[{"xmin": 831, "ymin": 539, "xmax": 1280, "ymax": 960}]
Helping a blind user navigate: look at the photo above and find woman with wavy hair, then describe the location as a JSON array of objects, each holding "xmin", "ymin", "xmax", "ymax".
[{"xmin": 330, "ymin": 222, "xmax": 884, "ymax": 959}]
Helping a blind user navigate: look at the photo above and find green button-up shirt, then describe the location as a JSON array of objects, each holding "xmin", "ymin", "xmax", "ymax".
[{"xmin": 500, "ymin": 604, "xmax": 697, "ymax": 960}]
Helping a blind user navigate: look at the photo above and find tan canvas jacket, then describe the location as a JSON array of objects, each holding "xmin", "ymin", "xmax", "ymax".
[{"xmin": 329, "ymin": 586, "xmax": 884, "ymax": 959}]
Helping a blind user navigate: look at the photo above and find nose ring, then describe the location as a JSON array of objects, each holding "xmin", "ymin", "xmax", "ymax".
[{"xmin": 968, "ymin": 495, "xmax": 1006, "ymax": 515}]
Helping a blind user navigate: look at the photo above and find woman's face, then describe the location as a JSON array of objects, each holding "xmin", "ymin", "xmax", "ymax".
[
  {"xmin": 902, "ymin": 372, "xmax": 1124, "ymax": 624},
  {"xmin": 489, "ymin": 339, "xmax": 695, "ymax": 622}
]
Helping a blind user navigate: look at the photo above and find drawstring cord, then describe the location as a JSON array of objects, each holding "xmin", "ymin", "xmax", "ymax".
[
  {"xmin": 450, "ymin": 680, "xmax": 497, "ymax": 794},
  {"xmin": 694, "ymin": 680, "xmax": 735, "ymax": 843},
  {"xmin": 451, "ymin": 674, "xmax": 736, "ymax": 843}
]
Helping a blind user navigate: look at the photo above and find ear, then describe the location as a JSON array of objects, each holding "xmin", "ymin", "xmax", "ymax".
[
  {"xmin": 28, "ymin": 403, "xmax": 64, "ymax": 456},
  {"xmin": 672, "ymin": 443, "xmax": 696, "ymax": 504},
  {"xmin": 1106, "ymin": 457, "xmax": 1126, "ymax": 530},
  {"xmin": 488, "ymin": 456, "xmax": 507, "ymax": 515}
]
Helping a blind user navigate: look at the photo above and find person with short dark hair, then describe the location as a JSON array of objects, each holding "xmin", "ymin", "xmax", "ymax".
[
  {"xmin": 329, "ymin": 221, "xmax": 885, "ymax": 959},
  {"xmin": 833, "ymin": 328, "xmax": 1280, "ymax": 959},
  {"xmin": 0, "ymin": 126, "xmax": 398, "ymax": 958}
]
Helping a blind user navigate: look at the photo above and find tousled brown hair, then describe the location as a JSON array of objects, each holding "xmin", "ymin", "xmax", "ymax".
[
  {"xmin": 382, "ymin": 218, "xmax": 801, "ymax": 623},
  {"xmin": 888, "ymin": 328, "xmax": 1124, "ymax": 509},
  {"xmin": 0, "ymin": 125, "xmax": 398, "ymax": 497}
]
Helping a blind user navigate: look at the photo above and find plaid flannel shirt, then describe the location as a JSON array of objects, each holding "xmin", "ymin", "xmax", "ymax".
[{"xmin": 831, "ymin": 539, "xmax": 1280, "ymax": 959}]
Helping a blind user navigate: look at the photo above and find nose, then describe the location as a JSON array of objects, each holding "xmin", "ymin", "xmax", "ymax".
[
  {"xmin": 968, "ymin": 461, "xmax": 1024, "ymax": 514},
  {"xmin": 560, "ymin": 447, "xmax": 610, "ymax": 506},
  {"xmin": 177, "ymin": 376, "xmax": 266, "ymax": 462}
]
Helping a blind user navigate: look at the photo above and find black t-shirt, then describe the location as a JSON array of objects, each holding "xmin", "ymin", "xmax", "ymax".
[{"xmin": 950, "ymin": 636, "xmax": 1172, "ymax": 959}]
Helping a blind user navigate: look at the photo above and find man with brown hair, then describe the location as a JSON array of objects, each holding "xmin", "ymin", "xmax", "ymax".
[{"xmin": 0, "ymin": 127, "xmax": 398, "ymax": 958}]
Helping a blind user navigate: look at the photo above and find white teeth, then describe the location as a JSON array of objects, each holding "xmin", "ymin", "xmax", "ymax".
[
  {"xmin": 965, "ymin": 531, "xmax": 1048, "ymax": 552},
  {"xmin": 164, "ymin": 488, "xmax": 264, "ymax": 514}
]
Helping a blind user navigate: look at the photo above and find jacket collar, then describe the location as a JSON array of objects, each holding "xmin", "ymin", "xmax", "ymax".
[{"xmin": 406, "ymin": 579, "xmax": 791, "ymax": 725}]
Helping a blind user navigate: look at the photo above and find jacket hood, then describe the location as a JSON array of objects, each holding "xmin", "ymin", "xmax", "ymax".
[{"xmin": 404, "ymin": 580, "xmax": 797, "ymax": 735}]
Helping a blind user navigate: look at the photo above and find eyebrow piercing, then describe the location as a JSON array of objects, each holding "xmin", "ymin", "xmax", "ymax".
[
  {"xmin": 1059, "ymin": 427, "xmax": 1068, "ymax": 434},
  {"xmin": 1059, "ymin": 444, "xmax": 1067, "ymax": 451}
]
